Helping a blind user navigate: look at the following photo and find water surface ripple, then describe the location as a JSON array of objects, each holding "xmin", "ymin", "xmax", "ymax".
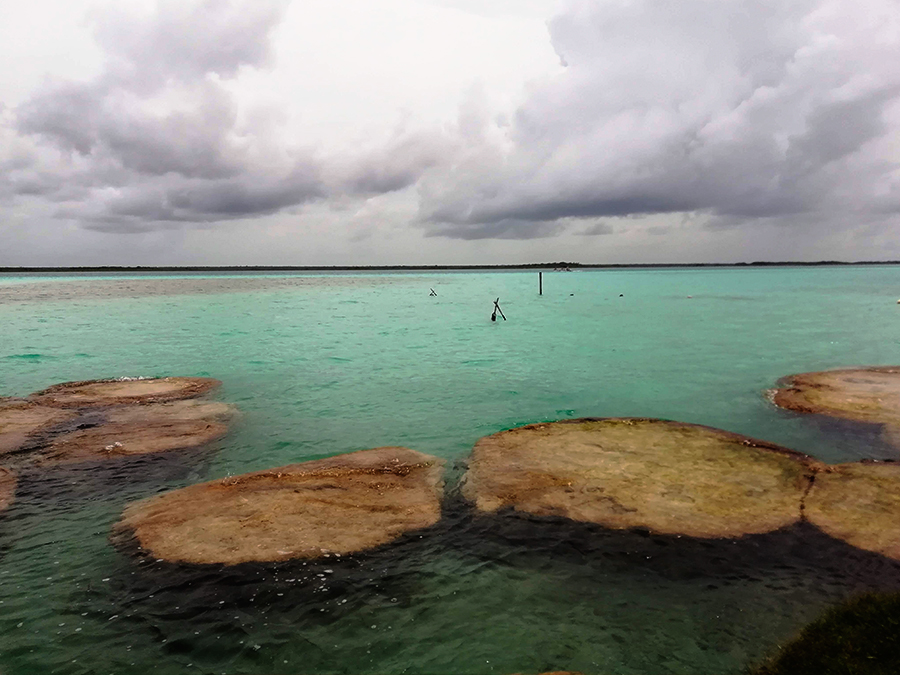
[{"xmin": 2, "ymin": 267, "xmax": 900, "ymax": 674}]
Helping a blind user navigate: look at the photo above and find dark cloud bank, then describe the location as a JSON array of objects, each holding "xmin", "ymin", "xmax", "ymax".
[
  {"xmin": 6, "ymin": 0, "xmax": 321, "ymax": 232},
  {"xmin": 4, "ymin": 0, "xmax": 900, "ymax": 244}
]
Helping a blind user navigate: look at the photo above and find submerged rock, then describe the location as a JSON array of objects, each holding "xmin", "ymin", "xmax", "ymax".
[
  {"xmin": 37, "ymin": 400, "xmax": 234, "ymax": 465},
  {"xmin": 771, "ymin": 367, "xmax": 900, "ymax": 426},
  {"xmin": 751, "ymin": 592, "xmax": 900, "ymax": 675},
  {"xmin": 0, "ymin": 399, "xmax": 77, "ymax": 458},
  {"xmin": 804, "ymin": 462, "xmax": 900, "ymax": 561},
  {"xmin": 462, "ymin": 418, "xmax": 819, "ymax": 538},
  {"xmin": 0, "ymin": 467, "xmax": 16, "ymax": 512},
  {"xmin": 29, "ymin": 376, "xmax": 220, "ymax": 408},
  {"xmin": 113, "ymin": 447, "xmax": 445, "ymax": 565}
]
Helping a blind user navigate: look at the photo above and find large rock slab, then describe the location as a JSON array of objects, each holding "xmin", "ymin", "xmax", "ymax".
[
  {"xmin": 0, "ymin": 399, "xmax": 77, "ymax": 458},
  {"xmin": 29, "ymin": 377, "xmax": 220, "ymax": 408},
  {"xmin": 804, "ymin": 462, "xmax": 900, "ymax": 561},
  {"xmin": 771, "ymin": 367, "xmax": 900, "ymax": 426},
  {"xmin": 37, "ymin": 400, "xmax": 234, "ymax": 465},
  {"xmin": 113, "ymin": 447, "xmax": 445, "ymax": 565},
  {"xmin": 462, "ymin": 418, "xmax": 819, "ymax": 538},
  {"xmin": 0, "ymin": 467, "xmax": 16, "ymax": 512}
]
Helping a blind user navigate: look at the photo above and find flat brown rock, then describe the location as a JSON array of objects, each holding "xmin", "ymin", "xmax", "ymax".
[
  {"xmin": 0, "ymin": 467, "xmax": 16, "ymax": 512},
  {"xmin": 38, "ymin": 400, "xmax": 234, "ymax": 465},
  {"xmin": 771, "ymin": 367, "xmax": 900, "ymax": 426},
  {"xmin": 113, "ymin": 447, "xmax": 445, "ymax": 565},
  {"xmin": 804, "ymin": 462, "xmax": 900, "ymax": 561},
  {"xmin": 0, "ymin": 400, "xmax": 78, "ymax": 458},
  {"xmin": 29, "ymin": 377, "xmax": 220, "ymax": 408},
  {"xmin": 462, "ymin": 418, "xmax": 818, "ymax": 538}
]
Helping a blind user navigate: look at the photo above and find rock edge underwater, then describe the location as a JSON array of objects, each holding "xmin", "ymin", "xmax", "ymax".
[{"xmin": 0, "ymin": 377, "xmax": 232, "ymax": 468}]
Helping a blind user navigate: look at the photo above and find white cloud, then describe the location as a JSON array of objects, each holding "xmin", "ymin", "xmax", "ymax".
[
  {"xmin": 417, "ymin": 0, "xmax": 900, "ymax": 240},
  {"xmin": 2, "ymin": 0, "xmax": 900, "ymax": 264}
]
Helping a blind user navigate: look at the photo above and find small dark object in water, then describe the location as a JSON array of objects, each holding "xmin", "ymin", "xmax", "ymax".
[
  {"xmin": 619, "ymin": 293, "xmax": 624, "ymax": 297},
  {"xmin": 751, "ymin": 592, "xmax": 900, "ymax": 675},
  {"xmin": 492, "ymin": 298, "xmax": 506, "ymax": 322},
  {"xmin": 429, "ymin": 288, "xmax": 437, "ymax": 296}
]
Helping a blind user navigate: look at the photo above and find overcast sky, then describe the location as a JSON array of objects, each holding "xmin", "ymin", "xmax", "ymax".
[{"xmin": 2, "ymin": 0, "xmax": 899, "ymax": 265}]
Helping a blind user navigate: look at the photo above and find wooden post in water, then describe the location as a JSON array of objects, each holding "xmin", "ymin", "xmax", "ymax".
[{"xmin": 539, "ymin": 272, "xmax": 543, "ymax": 296}]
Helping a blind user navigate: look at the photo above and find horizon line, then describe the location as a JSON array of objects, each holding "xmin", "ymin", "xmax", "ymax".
[{"xmin": 2, "ymin": 260, "xmax": 900, "ymax": 272}]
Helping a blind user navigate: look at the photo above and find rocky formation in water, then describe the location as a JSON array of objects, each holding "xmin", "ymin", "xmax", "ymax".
[
  {"xmin": 771, "ymin": 367, "xmax": 900, "ymax": 426},
  {"xmin": 30, "ymin": 376, "xmax": 220, "ymax": 408},
  {"xmin": 113, "ymin": 447, "xmax": 445, "ymax": 565},
  {"xmin": 0, "ymin": 467, "xmax": 15, "ymax": 512},
  {"xmin": 0, "ymin": 378, "xmax": 232, "ymax": 470},
  {"xmin": 38, "ymin": 400, "xmax": 233, "ymax": 465},
  {"xmin": 767, "ymin": 368, "xmax": 900, "ymax": 559},
  {"xmin": 751, "ymin": 592, "xmax": 900, "ymax": 675},
  {"xmin": 804, "ymin": 462, "xmax": 900, "ymax": 561},
  {"xmin": 462, "ymin": 418, "xmax": 821, "ymax": 538},
  {"xmin": 0, "ymin": 398, "xmax": 78, "ymax": 458}
]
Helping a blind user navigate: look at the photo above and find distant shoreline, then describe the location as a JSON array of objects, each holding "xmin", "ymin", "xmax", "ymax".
[{"xmin": 2, "ymin": 261, "xmax": 900, "ymax": 273}]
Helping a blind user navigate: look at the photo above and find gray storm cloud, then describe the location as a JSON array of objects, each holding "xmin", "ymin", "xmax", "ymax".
[
  {"xmin": 4, "ymin": 0, "xmax": 900, "ymax": 243},
  {"xmin": 7, "ymin": 0, "xmax": 321, "ymax": 232},
  {"xmin": 416, "ymin": 0, "xmax": 900, "ymax": 239}
]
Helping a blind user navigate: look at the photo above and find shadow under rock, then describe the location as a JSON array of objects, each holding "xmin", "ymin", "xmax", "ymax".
[{"xmin": 444, "ymin": 494, "xmax": 900, "ymax": 596}]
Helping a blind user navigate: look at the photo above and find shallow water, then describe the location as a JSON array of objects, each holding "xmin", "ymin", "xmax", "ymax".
[{"xmin": 2, "ymin": 266, "xmax": 900, "ymax": 674}]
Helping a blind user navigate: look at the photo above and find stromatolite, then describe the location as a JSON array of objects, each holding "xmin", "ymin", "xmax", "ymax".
[
  {"xmin": 771, "ymin": 367, "xmax": 900, "ymax": 426},
  {"xmin": 0, "ymin": 467, "xmax": 16, "ymax": 512},
  {"xmin": 804, "ymin": 462, "xmax": 900, "ymax": 561},
  {"xmin": 38, "ymin": 400, "xmax": 234, "ymax": 465},
  {"xmin": 113, "ymin": 447, "xmax": 445, "ymax": 565},
  {"xmin": 462, "ymin": 418, "xmax": 819, "ymax": 538},
  {"xmin": 0, "ymin": 399, "xmax": 77, "ymax": 458},
  {"xmin": 29, "ymin": 377, "xmax": 220, "ymax": 408}
]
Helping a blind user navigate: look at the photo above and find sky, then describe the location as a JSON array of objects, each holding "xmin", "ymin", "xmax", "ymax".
[{"xmin": 1, "ymin": 0, "xmax": 899, "ymax": 266}]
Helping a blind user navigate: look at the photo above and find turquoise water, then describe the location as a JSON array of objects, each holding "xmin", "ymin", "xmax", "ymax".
[{"xmin": 2, "ymin": 266, "xmax": 900, "ymax": 674}]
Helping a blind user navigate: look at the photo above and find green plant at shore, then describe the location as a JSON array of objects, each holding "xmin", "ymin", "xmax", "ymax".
[{"xmin": 751, "ymin": 592, "xmax": 900, "ymax": 675}]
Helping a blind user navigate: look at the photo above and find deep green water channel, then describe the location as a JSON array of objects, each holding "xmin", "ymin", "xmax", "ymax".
[{"xmin": 2, "ymin": 267, "xmax": 900, "ymax": 675}]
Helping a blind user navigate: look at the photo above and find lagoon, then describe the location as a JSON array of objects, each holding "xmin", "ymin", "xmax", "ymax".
[{"xmin": 2, "ymin": 266, "xmax": 900, "ymax": 674}]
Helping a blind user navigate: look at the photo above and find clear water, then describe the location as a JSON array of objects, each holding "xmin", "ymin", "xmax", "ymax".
[{"xmin": 2, "ymin": 266, "xmax": 900, "ymax": 675}]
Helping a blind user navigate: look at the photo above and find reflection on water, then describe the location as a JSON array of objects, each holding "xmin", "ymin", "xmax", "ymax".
[{"xmin": 3, "ymin": 266, "xmax": 900, "ymax": 674}]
